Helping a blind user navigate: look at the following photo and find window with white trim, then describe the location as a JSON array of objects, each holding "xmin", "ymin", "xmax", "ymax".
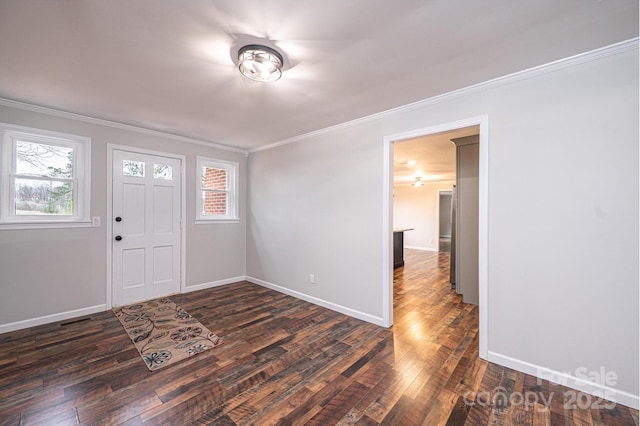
[
  {"xmin": 196, "ymin": 156, "xmax": 239, "ymax": 223},
  {"xmin": 0, "ymin": 123, "xmax": 91, "ymax": 229}
]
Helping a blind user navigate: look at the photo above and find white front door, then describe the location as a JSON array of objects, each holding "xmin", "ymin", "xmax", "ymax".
[{"xmin": 112, "ymin": 149, "xmax": 182, "ymax": 306}]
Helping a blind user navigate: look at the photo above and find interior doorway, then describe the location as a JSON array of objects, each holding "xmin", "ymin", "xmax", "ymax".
[{"xmin": 382, "ymin": 115, "xmax": 489, "ymax": 359}]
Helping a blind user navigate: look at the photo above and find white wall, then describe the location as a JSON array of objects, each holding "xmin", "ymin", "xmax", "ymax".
[
  {"xmin": 0, "ymin": 103, "xmax": 247, "ymax": 329},
  {"xmin": 393, "ymin": 182, "xmax": 455, "ymax": 250},
  {"xmin": 246, "ymin": 43, "xmax": 638, "ymax": 404},
  {"xmin": 246, "ymin": 132, "xmax": 383, "ymax": 322}
]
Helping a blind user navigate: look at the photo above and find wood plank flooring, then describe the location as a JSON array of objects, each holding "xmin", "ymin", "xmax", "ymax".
[{"xmin": 1, "ymin": 249, "xmax": 638, "ymax": 425}]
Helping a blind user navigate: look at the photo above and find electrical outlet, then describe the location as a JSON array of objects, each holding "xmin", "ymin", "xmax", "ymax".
[{"xmin": 309, "ymin": 274, "xmax": 315, "ymax": 284}]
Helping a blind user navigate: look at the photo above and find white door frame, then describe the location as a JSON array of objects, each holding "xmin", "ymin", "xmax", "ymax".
[
  {"xmin": 382, "ymin": 115, "xmax": 489, "ymax": 360},
  {"xmin": 106, "ymin": 144, "xmax": 186, "ymax": 309}
]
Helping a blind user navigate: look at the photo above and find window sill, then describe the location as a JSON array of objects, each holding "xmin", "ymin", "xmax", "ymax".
[
  {"xmin": 0, "ymin": 220, "xmax": 93, "ymax": 230},
  {"xmin": 195, "ymin": 218, "xmax": 240, "ymax": 225}
]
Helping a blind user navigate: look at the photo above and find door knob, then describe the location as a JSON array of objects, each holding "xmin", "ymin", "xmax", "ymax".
[
  {"xmin": 115, "ymin": 235, "xmax": 122, "ymax": 241},
  {"xmin": 115, "ymin": 217, "xmax": 122, "ymax": 222}
]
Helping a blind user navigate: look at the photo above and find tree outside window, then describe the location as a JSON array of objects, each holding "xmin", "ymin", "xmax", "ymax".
[{"xmin": 14, "ymin": 141, "xmax": 74, "ymax": 215}]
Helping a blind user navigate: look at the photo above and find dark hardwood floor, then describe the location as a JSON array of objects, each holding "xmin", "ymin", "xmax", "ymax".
[{"xmin": 1, "ymin": 249, "xmax": 638, "ymax": 425}]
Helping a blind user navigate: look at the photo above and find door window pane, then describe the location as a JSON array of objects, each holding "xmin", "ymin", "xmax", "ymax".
[
  {"xmin": 154, "ymin": 164, "xmax": 173, "ymax": 180},
  {"xmin": 123, "ymin": 160, "xmax": 145, "ymax": 177}
]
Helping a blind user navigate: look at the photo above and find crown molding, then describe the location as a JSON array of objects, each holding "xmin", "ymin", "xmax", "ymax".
[
  {"xmin": 250, "ymin": 37, "xmax": 639, "ymax": 154},
  {"xmin": 1, "ymin": 37, "xmax": 635, "ymax": 156},
  {"xmin": 0, "ymin": 98, "xmax": 248, "ymax": 155}
]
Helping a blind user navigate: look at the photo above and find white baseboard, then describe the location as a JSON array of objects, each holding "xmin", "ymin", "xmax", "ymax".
[
  {"xmin": 0, "ymin": 276, "xmax": 246, "ymax": 335},
  {"xmin": 488, "ymin": 351, "xmax": 639, "ymax": 410},
  {"xmin": 405, "ymin": 245, "xmax": 438, "ymax": 252},
  {"xmin": 245, "ymin": 276, "xmax": 385, "ymax": 327},
  {"xmin": 183, "ymin": 276, "xmax": 246, "ymax": 293},
  {"xmin": 0, "ymin": 304, "xmax": 107, "ymax": 335}
]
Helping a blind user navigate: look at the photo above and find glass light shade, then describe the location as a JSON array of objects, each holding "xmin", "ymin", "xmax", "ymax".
[{"xmin": 238, "ymin": 45, "xmax": 283, "ymax": 82}]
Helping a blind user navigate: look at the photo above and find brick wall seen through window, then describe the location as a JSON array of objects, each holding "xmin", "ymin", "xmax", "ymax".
[{"xmin": 203, "ymin": 167, "xmax": 227, "ymax": 215}]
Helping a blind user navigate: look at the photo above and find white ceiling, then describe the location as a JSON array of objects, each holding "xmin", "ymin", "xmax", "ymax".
[
  {"xmin": 394, "ymin": 126, "xmax": 479, "ymax": 186},
  {"xmin": 0, "ymin": 1, "xmax": 637, "ymax": 151}
]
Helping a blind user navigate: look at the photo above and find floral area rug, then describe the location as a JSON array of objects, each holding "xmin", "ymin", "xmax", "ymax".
[{"xmin": 113, "ymin": 297, "xmax": 223, "ymax": 371}]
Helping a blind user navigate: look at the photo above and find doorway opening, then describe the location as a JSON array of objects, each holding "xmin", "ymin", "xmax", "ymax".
[{"xmin": 382, "ymin": 115, "xmax": 489, "ymax": 359}]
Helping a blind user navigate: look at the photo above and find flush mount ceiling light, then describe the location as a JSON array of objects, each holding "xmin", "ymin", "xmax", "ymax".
[
  {"xmin": 412, "ymin": 176, "xmax": 424, "ymax": 187},
  {"xmin": 238, "ymin": 44, "xmax": 283, "ymax": 82}
]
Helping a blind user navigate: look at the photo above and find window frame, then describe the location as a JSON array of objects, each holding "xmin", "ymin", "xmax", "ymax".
[
  {"xmin": 195, "ymin": 156, "xmax": 239, "ymax": 224},
  {"xmin": 0, "ymin": 123, "xmax": 91, "ymax": 229}
]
